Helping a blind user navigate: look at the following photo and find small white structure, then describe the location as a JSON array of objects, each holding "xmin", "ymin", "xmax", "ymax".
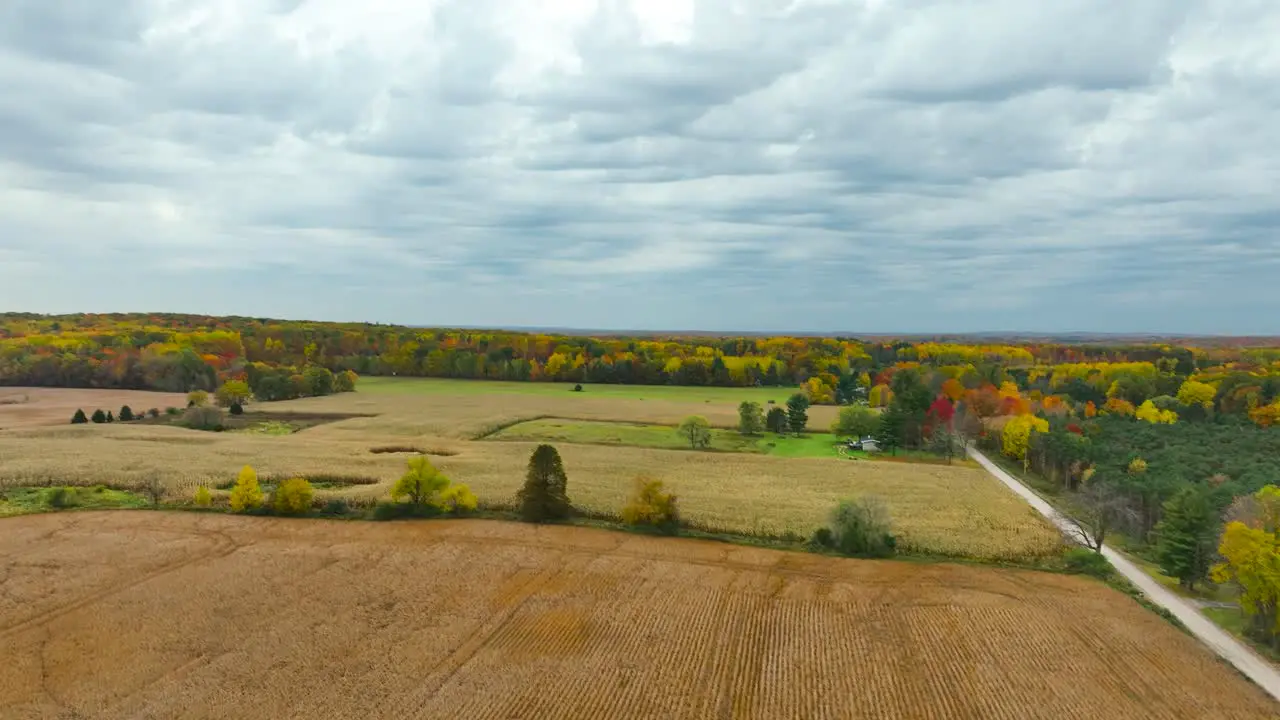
[{"xmin": 847, "ymin": 436, "xmax": 880, "ymax": 452}]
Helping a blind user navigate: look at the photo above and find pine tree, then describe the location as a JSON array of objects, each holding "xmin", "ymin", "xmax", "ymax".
[
  {"xmin": 519, "ymin": 444, "xmax": 570, "ymax": 523},
  {"xmin": 765, "ymin": 406, "xmax": 788, "ymax": 434},
  {"xmin": 70, "ymin": 409, "xmax": 88, "ymax": 424},
  {"xmin": 786, "ymin": 393, "xmax": 810, "ymax": 435},
  {"xmin": 876, "ymin": 406, "xmax": 905, "ymax": 456},
  {"xmin": 119, "ymin": 405, "xmax": 134, "ymax": 422},
  {"xmin": 106, "ymin": 411, "xmax": 115, "ymax": 423},
  {"xmin": 91, "ymin": 409, "xmax": 107, "ymax": 424},
  {"xmin": 1155, "ymin": 487, "xmax": 1217, "ymax": 590}
]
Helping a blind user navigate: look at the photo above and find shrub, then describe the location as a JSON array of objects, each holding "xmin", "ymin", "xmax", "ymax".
[
  {"xmin": 147, "ymin": 408, "xmax": 160, "ymax": 418},
  {"xmin": 193, "ymin": 486, "xmax": 213, "ymax": 507},
  {"xmin": 91, "ymin": 409, "xmax": 107, "ymax": 424},
  {"xmin": 826, "ymin": 497, "xmax": 896, "ymax": 558},
  {"xmin": 229, "ymin": 402, "xmax": 244, "ymax": 416},
  {"xmin": 519, "ymin": 444, "xmax": 571, "ymax": 523},
  {"xmin": 70, "ymin": 409, "xmax": 88, "ymax": 425},
  {"xmin": 322, "ymin": 498, "xmax": 350, "ymax": 516},
  {"xmin": 215, "ymin": 380, "xmax": 252, "ymax": 408},
  {"xmin": 809, "ymin": 527, "xmax": 834, "ymax": 549},
  {"xmin": 229, "ymin": 465, "xmax": 264, "ymax": 512},
  {"xmin": 272, "ymin": 477, "xmax": 314, "ymax": 515},
  {"xmin": 119, "ymin": 405, "xmax": 135, "ymax": 422},
  {"xmin": 832, "ymin": 405, "xmax": 879, "ymax": 438},
  {"xmin": 106, "ymin": 411, "xmax": 115, "ymax": 423},
  {"xmin": 573, "ymin": 384, "xmax": 584, "ymax": 392},
  {"xmin": 187, "ymin": 390, "xmax": 209, "ymax": 407},
  {"xmin": 1063, "ymin": 547, "xmax": 1115, "ymax": 579},
  {"xmin": 181, "ymin": 406, "xmax": 224, "ymax": 431},
  {"xmin": 165, "ymin": 406, "xmax": 181, "ymax": 416},
  {"xmin": 621, "ymin": 476, "xmax": 680, "ymax": 533},
  {"xmin": 437, "ymin": 484, "xmax": 478, "ymax": 513},
  {"xmin": 45, "ymin": 487, "xmax": 76, "ymax": 509}
]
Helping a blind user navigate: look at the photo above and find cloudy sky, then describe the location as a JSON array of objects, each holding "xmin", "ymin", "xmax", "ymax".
[{"xmin": 1, "ymin": 0, "xmax": 1277, "ymax": 334}]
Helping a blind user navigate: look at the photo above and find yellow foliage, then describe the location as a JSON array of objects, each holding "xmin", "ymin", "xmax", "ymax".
[
  {"xmin": 391, "ymin": 456, "xmax": 450, "ymax": 507},
  {"xmin": 1103, "ymin": 397, "xmax": 1135, "ymax": 417},
  {"xmin": 1249, "ymin": 401, "xmax": 1280, "ymax": 428},
  {"xmin": 1176, "ymin": 380, "xmax": 1217, "ymax": 410},
  {"xmin": 1211, "ymin": 521, "xmax": 1280, "ymax": 635},
  {"xmin": 1135, "ymin": 400, "xmax": 1178, "ymax": 425},
  {"xmin": 868, "ymin": 384, "xmax": 893, "ymax": 408},
  {"xmin": 1001, "ymin": 415, "xmax": 1049, "ymax": 462},
  {"xmin": 437, "ymin": 483, "xmax": 478, "ymax": 513},
  {"xmin": 187, "ymin": 390, "xmax": 209, "ymax": 407},
  {"xmin": 621, "ymin": 476, "xmax": 679, "ymax": 529},
  {"xmin": 229, "ymin": 465, "xmax": 263, "ymax": 512},
  {"xmin": 1127, "ymin": 458, "xmax": 1148, "ymax": 475},
  {"xmin": 805, "ymin": 377, "xmax": 834, "ymax": 405},
  {"xmin": 998, "ymin": 382, "xmax": 1021, "ymax": 400},
  {"xmin": 273, "ymin": 477, "xmax": 314, "ymax": 515},
  {"xmin": 193, "ymin": 486, "xmax": 212, "ymax": 507}
]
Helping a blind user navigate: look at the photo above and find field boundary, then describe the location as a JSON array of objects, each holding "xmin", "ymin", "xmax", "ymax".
[{"xmin": 971, "ymin": 447, "xmax": 1280, "ymax": 702}]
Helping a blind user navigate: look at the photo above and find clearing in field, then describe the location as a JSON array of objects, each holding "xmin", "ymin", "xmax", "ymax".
[
  {"xmin": 486, "ymin": 417, "xmax": 854, "ymax": 458},
  {"xmin": 0, "ymin": 379, "xmax": 1060, "ymax": 560},
  {"xmin": 0, "ymin": 512, "xmax": 1272, "ymax": 720}
]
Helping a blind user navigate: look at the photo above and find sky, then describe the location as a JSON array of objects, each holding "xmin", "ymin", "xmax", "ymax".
[{"xmin": 1, "ymin": 0, "xmax": 1278, "ymax": 335}]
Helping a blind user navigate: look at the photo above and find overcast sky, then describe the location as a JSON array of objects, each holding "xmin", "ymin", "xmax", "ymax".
[{"xmin": 1, "ymin": 1, "xmax": 1277, "ymax": 334}]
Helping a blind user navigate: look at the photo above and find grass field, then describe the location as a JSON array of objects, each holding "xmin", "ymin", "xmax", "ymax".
[
  {"xmin": 0, "ymin": 512, "xmax": 1271, "ymax": 720},
  {"xmin": 488, "ymin": 418, "xmax": 854, "ymax": 459},
  {"xmin": 357, "ymin": 376, "xmax": 809, "ymax": 405},
  {"xmin": 0, "ymin": 380, "xmax": 1058, "ymax": 560}
]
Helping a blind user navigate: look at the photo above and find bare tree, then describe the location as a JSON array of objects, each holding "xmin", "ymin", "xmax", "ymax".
[{"xmin": 1063, "ymin": 483, "xmax": 1134, "ymax": 553}]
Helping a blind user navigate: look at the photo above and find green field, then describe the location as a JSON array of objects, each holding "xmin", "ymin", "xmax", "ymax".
[
  {"xmin": 487, "ymin": 418, "xmax": 858, "ymax": 459},
  {"xmin": 357, "ymin": 376, "xmax": 805, "ymax": 404},
  {"xmin": 0, "ymin": 485, "xmax": 149, "ymax": 517}
]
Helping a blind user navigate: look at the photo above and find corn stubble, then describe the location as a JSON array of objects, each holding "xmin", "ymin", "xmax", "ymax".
[
  {"xmin": 0, "ymin": 388, "xmax": 1060, "ymax": 559},
  {"xmin": 0, "ymin": 512, "xmax": 1273, "ymax": 720}
]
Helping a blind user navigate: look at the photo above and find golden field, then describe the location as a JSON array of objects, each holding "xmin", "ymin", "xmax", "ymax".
[
  {"xmin": 0, "ymin": 380, "xmax": 1061, "ymax": 560},
  {"xmin": 0, "ymin": 512, "xmax": 1273, "ymax": 720}
]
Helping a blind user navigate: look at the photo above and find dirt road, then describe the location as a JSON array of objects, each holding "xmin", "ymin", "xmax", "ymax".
[{"xmin": 971, "ymin": 448, "xmax": 1280, "ymax": 703}]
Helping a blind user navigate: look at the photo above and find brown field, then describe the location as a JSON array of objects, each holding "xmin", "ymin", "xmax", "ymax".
[
  {"xmin": 0, "ymin": 512, "xmax": 1273, "ymax": 719},
  {"xmin": 0, "ymin": 387, "xmax": 188, "ymax": 430},
  {"xmin": 0, "ymin": 383, "xmax": 1059, "ymax": 560}
]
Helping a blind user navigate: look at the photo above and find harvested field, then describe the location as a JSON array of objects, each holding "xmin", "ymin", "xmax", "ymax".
[
  {"xmin": 0, "ymin": 387, "xmax": 188, "ymax": 429},
  {"xmin": 0, "ymin": 512, "xmax": 1273, "ymax": 720},
  {"xmin": 0, "ymin": 382, "xmax": 1060, "ymax": 560}
]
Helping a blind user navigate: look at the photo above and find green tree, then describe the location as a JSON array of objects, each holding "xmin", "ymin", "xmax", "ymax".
[
  {"xmin": 737, "ymin": 401, "xmax": 765, "ymax": 435},
  {"xmin": 786, "ymin": 393, "xmax": 810, "ymax": 435},
  {"xmin": 229, "ymin": 465, "xmax": 264, "ymax": 512},
  {"xmin": 106, "ymin": 411, "xmax": 115, "ymax": 423},
  {"xmin": 391, "ymin": 456, "xmax": 449, "ymax": 510},
  {"xmin": 832, "ymin": 405, "xmax": 879, "ymax": 438},
  {"xmin": 819, "ymin": 497, "xmax": 896, "ymax": 558},
  {"xmin": 91, "ymin": 409, "xmax": 107, "ymax": 424},
  {"xmin": 519, "ymin": 444, "xmax": 571, "ymax": 523},
  {"xmin": 875, "ymin": 406, "xmax": 905, "ymax": 455},
  {"xmin": 1155, "ymin": 487, "xmax": 1218, "ymax": 590},
  {"xmin": 119, "ymin": 405, "xmax": 134, "ymax": 422},
  {"xmin": 273, "ymin": 477, "xmax": 315, "ymax": 515},
  {"xmin": 70, "ymin": 409, "xmax": 88, "ymax": 424},
  {"xmin": 765, "ymin": 406, "xmax": 788, "ymax": 434},
  {"xmin": 678, "ymin": 415, "xmax": 712, "ymax": 449}
]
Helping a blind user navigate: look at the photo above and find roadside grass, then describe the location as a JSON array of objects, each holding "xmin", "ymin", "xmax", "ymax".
[
  {"xmin": 358, "ymin": 376, "xmax": 804, "ymax": 404},
  {"xmin": 0, "ymin": 485, "xmax": 149, "ymax": 517}
]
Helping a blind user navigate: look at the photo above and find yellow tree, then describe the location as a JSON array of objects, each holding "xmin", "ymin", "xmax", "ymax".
[
  {"xmin": 229, "ymin": 465, "xmax": 263, "ymax": 512},
  {"xmin": 1001, "ymin": 415, "xmax": 1049, "ymax": 463},
  {"xmin": 1176, "ymin": 380, "xmax": 1216, "ymax": 410},
  {"xmin": 391, "ymin": 456, "xmax": 450, "ymax": 509},
  {"xmin": 1135, "ymin": 400, "xmax": 1178, "ymax": 424},
  {"xmin": 804, "ymin": 377, "xmax": 834, "ymax": 405},
  {"xmin": 272, "ymin": 477, "xmax": 314, "ymax": 515},
  {"xmin": 1212, "ymin": 521, "xmax": 1280, "ymax": 638},
  {"xmin": 1249, "ymin": 401, "xmax": 1280, "ymax": 428}
]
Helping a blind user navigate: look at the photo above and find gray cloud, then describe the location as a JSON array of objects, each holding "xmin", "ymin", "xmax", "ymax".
[{"xmin": 0, "ymin": 0, "xmax": 1277, "ymax": 334}]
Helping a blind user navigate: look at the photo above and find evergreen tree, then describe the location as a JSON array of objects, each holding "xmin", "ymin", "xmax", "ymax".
[
  {"xmin": 106, "ymin": 411, "xmax": 115, "ymax": 423},
  {"xmin": 875, "ymin": 406, "xmax": 906, "ymax": 456},
  {"xmin": 786, "ymin": 393, "xmax": 810, "ymax": 435},
  {"xmin": 70, "ymin": 409, "xmax": 88, "ymax": 424},
  {"xmin": 119, "ymin": 405, "xmax": 134, "ymax": 422},
  {"xmin": 519, "ymin": 444, "xmax": 571, "ymax": 523},
  {"xmin": 765, "ymin": 406, "xmax": 788, "ymax": 434},
  {"xmin": 1155, "ymin": 487, "xmax": 1217, "ymax": 590},
  {"xmin": 763, "ymin": 364, "xmax": 781, "ymax": 387},
  {"xmin": 91, "ymin": 409, "xmax": 107, "ymax": 424},
  {"xmin": 710, "ymin": 356, "xmax": 731, "ymax": 386}
]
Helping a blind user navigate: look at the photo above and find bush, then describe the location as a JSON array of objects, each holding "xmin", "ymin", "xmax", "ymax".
[
  {"xmin": 193, "ymin": 486, "xmax": 212, "ymax": 507},
  {"xmin": 119, "ymin": 405, "xmax": 135, "ymax": 422},
  {"xmin": 187, "ymin": 390, "xmax": 209, "ymax": 407},
  {"xmin": 1063, "ymin": 547, "xmax": 1115, "ymax": 579},
  {"xmin": 229, "ymin": 465, "xmax": 264, "ymax": 512},
  {"xmin": 215, "ymin": 380, "xmax": 252, "ymax": 408},
  {"xmin": 181, "ymin": 406, "xmax": 225, "ymax": 431},
  {"xmin": 826, "ymin": 497, "xmax": 896, "ymax": 558},
  {"xmin": 91, "ymin": 409, "xmax": 107, "ymax": 424},
  {"xmin": 519, "ymin": 444, "xmax": 571, "ymax": 523},
  {"xmin": 437, "ymin": 484, "xmax": 478, "ymax": 513},
  {"xmin": 147, "ymin": 408, "xmax": 160, "ymax": 418},
  {"xmin": 106, "ymin": 411, "xmax": 115, "ymax": 423},
  {"xmin": 809, "ymin": 527, "xmax": 834, "ymax": 549},
  {"xmin": 321, "ymin": 498, "xmax": 350, "ymax": 516},
  {"xmin": 70, "ymin": 409, "xmax": 88, "ymax": 425},
  {"xmin": 272, "ymin": 477, "xmax": 314, "ymax": 515},
  {"xmin": 229, "ymin": 402, "xmax": 244, "ymax": 416},
  {"xmin": 45, "ymin": 486, "xmax": 77, "ymax": 509},
  {"xmin": 372, "ymin": 501, "xmax": 439, "ymax": 521},
  {"xmin": 165, "ymin": 406, "xmax": 181, "ymax": 416},
  {"xmin": 621, "ymin": 476, "xmax": 680, "ymax": 533},
  {"xmin": 573, "ymin": 384, "xmax": 584, "ymax": 392}
]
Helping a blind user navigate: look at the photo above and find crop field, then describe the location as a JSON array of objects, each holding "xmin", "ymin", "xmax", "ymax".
[
  {"xmin": 0, "ymin": 387, "xmax": 189, "ymax": 430},
  {"xmin": 0, "ymin": 380, "xmax": 1058, "ymax": 560},
  {"xmin": 0, "ymin": 512, "xmax": 1272, "ymax": 720}
]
